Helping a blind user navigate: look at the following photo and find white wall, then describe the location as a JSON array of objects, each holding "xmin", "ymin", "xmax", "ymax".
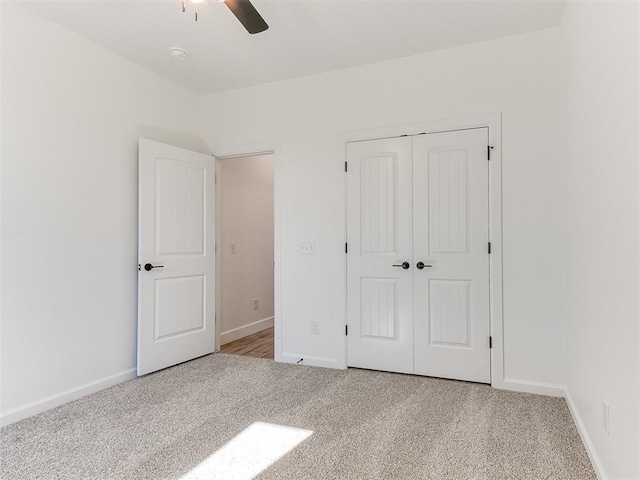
[
  {"xmin": 561, "ymin": 2, "xmax": 640, "ymax": 478},
  {"xmin": 202, "ymin": 28, "xmax": 566, "ymax": 388},
  {"xmin": 3, "ymin": 4, "xmax": 639, "ymax": 475},
  {"xmin": 0, "ymin": 5, "xmax": 205, "ymax": 423},
  {"xmin": 219, "ymin": 154, "xmax": 274, "ymax": 344}
]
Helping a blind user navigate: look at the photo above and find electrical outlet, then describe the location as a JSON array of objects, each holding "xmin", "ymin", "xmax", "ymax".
[
  {"xmin": 602, "ymin": 401, "xmax": 610, "ymax": 435},
  {"xmin": 252, "ymin": 298, "xmax": 259, "ymax": 311},
  {"xmin": 311, "ymin": 321, "xmax": 320, "ymax": 335}
]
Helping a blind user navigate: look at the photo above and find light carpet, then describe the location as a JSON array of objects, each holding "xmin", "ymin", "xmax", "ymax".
[{"xmin": 1, "ymin": 354, "xmax": 595, "ymax": 479}]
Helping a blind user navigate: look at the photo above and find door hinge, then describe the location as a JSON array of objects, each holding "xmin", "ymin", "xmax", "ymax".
[
  {"xmin": 345, "ymin": 325, "xmax": 348, "ymax": 336},
  {"xmin": 345, "ymin": 243, "xmax": 348, "ymax": 254},
  {"xmin": 345, "ymin": 161, "xmax": 348, "ymax": 172},
  {"xmin": 487, "ymin": 145, "xmax": 494, "ymax": 160},
  {"xmin": 488, "ymin": 242, "xmax": 492, "ymax": 254},
  {"xmin": 489, "ymin": 336, "xmax": 493, "ymax": 349}
]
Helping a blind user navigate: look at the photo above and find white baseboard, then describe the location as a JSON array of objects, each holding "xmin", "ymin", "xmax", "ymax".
[
  {"xmin": 565, "ymin": 390, "xmax": 607, "ymax": 480},
  {"xmin": 0, "ymin": 368, "xmax": 137, "ymax": 427},
  {"xmin": 279, "ymin": 353, "xmax": 342, "ymax": 369},
  {"xmin": 496, "ymin": 378, "xmax": 566, "ymax": 397},
  {"xmin": 220, "ymin": 316, "xmax": 274, "ymax": 345}
]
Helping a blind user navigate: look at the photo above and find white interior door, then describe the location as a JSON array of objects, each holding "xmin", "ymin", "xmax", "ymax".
[
  {"xmin": 137, "ymin": 138, "xmax": 215, "ymax": 376},
  {"xmin": 413, "ymin": 128, "xmax": 490, "ymax": 383},
  {"xmin": 346, "ymin": 136, "xmax": 414, "ymax": 374}
]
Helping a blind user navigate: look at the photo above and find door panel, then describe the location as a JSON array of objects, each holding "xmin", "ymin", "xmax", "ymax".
[
  {"xmin": 428, "ymin": 148, "xmax": 469, "ymax": 254},
  {"xmin": 429, "ymin": 280, "xmax": 470, "ymax": 346},
  {"xmin": 361, "ymin": 278, "xmax": 397, "ymax": 339},
  {"xmin": 155, "ymin": 158, "xmax": 205, "ymax": 255},
  {"xmin": 138, "ymin": 139, "xmax": 215, "ymax": 376},
  {"xmin": 413, "ymin": 128, "xmax": 490, "ymax": 383},
  {"xmin": 346, "ymin": 137, "xmax": 413, "ymax": 374},
  {"xmin": 155, "ymin": 275, "xmax": 205, "ymax": 340}
]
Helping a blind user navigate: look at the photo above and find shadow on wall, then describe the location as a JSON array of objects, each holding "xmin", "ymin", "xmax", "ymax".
[{"xmin": 139, "ymin": 127, "xmax": 210, "ymax": 154}]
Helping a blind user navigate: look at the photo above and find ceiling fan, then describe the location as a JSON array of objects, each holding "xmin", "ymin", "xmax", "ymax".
[{"xmin": 182, "ymin": 0, "xmax": 269, "ymax": 34}]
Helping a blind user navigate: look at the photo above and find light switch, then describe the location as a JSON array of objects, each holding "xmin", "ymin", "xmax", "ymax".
[
  {"xmin": 230, "ymin": 243, "xmax": 237, "ymax": 254},
  {"xmin": 299, "ymin": 242, "xmax": 316, "ymax": 255}
]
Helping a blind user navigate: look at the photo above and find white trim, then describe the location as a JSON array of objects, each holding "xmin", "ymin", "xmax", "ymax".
[
  {"xmin": 497, "ymin": 378, "xmax": 565, "ymax": 398},
  {"xmin": 486, "ymin": 115, "xmax": 505, "ymax": 391},
  {"xmin": 220, "ymin": 316, "xmax": 274, "ymax": 345},
  {"xmin": 340, "ymin": 114, "xmax": 502, "ymax": 144},
  {"xmin": 211, "ymin": 140, "xmax": 283, "ymax": 363},
  {"xmin": 214, "ymin": 157, "xmax": 222, "ymax": 351},
  {"xmin": 565, "ymin": 390, "xmax": 607, "ymax": 480},
  {"xmin": 0, "ymin": 368, "xmax": 136, "ymax": 427},
  {"xmin": 280, "ymin": 354, "xmax": 341, "ymax": 369},
  {"xmin": 339, "ymin": 113, "xmax": 504, "ymax": 385}
]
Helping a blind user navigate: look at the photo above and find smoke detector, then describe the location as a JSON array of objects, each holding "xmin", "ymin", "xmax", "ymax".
[{"xmin": 169, "ymin": 47, "xmax": 189, "ymax": 61}]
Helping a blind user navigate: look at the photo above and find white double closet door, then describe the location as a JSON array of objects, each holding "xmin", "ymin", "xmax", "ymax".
[{"xmin": 346, "ymin": 128, "xmax": 491, "ymax": 383}]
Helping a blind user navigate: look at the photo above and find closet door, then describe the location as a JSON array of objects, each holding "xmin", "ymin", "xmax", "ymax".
[
  {"xmin": 412, "ymin": 128, "xmax": 491, "ymax": 383},
  {"xmin": 346, "ymin": 136, "xmax": 414, "ymax": 374}
]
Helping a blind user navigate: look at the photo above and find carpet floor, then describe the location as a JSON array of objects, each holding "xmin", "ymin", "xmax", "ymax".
[{"xmin": 1, "ymin": 354, "xmax": 595, "ymax": 479}]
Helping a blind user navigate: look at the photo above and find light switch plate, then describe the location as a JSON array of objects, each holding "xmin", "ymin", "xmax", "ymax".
[{"xmin": 299, "ymin": 242, "xmax": 316, "ymax": 255}]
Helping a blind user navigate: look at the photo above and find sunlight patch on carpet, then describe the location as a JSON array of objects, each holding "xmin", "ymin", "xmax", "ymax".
[{"xmin": 179, "ymin": 422, "xmax": 314, "ymax": 480}]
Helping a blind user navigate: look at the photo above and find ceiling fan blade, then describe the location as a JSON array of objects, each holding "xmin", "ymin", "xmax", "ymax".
[{"xmin": 224, "ymin": 0, "xmax": 269, "ymax": 34}]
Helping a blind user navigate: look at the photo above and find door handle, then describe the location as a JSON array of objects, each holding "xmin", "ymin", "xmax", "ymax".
[
  {"xmin": 392, "ymin": 262, "xmax": 410, "ymax": 270},
  {"xmin": 144, "ymin": 263, "xmax": 164, "ymax": 271},
  {"xmin": 416, "ymin": 262, "xmax": 433, "ymax": 270}
]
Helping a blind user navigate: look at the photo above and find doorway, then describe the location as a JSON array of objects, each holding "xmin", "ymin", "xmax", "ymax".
[
  {"xmin": 217, "ymin": 153, "xmax": 275, "ymax": 359},
  {"xmin": 346, "ymin": 128, "xmax": 491, "ymax": 383}
]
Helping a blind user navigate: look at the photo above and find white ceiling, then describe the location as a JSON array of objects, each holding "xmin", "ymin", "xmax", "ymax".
[{"xmin": 20, "ymin": 0, "xmax": 566, "ymax": 94}]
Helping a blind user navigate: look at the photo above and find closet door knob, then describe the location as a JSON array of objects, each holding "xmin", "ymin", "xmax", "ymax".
[
  {"xmin": 416, "ymin": 262, "xmax": 432, "ymax": 270},
  {"xmin": 392, "ymin": 262, "xmax": 410, "ymax": 270}
]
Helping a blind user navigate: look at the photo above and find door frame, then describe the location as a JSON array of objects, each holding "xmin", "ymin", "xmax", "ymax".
[
  {"xmin": 341, "ymin": 113, "xmax": 505, "ymax": 389},
  {"xmin": 212, "ymin": 140, "xmax": 282, "ymax": 361}
]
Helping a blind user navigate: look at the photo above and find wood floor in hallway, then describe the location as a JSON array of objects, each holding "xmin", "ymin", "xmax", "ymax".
[{"xmin": 219, "ymin": 327, "xmax": 274, "ymax": 359}]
